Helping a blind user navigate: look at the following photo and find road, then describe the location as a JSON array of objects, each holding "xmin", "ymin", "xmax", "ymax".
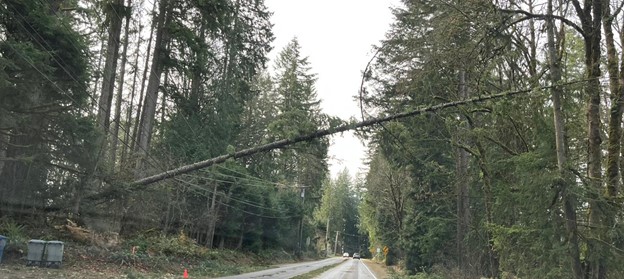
[
  {"xmin": 214, "ymin": 258, "xmax": 345, "ymax": 279},
  {"xmin": 315, "ymin": 259, "xmax": 378, "ymax": 279},
  {"xmin": 214, "ymin": 258, "xmax": 379, "ymax": 279}
]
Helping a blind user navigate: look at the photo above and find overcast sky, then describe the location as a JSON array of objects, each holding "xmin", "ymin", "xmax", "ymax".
[{"xmin": 265, "ymin": 0, "xmax": 400, "ymax": 178}]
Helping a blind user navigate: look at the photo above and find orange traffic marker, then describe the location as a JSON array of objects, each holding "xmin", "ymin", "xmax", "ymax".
[{"xmin": 183, "ymin": 269, "xmax": 189, "ymax": 278}]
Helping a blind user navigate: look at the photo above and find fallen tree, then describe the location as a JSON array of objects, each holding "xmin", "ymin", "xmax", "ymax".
[
  {"xmin": 84, "ymin": 84, "xmax": 571, "ymax": 203},
  {"xmin": 133, "ymin": 87, "xmax": 538, "ymax": 186}
]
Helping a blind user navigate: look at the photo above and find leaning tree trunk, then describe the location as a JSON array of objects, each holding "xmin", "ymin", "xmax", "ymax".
[
  {"xmin": 547, "ymin": 1, "xmax": 583, "ymax": 277},
  {"xmin": 471, "ymin": 138, "xmax": 499, "ymax": 278},
  {"xmin": 455, "ymin": 69, "xmax": 472, "ymax": 277},
  {"xmin": 618, "ymin": 0, "xmax": 624, "ymax": 211},
  {"xmin": 134, "ymin": 0, "xmax": 171, "ymax": 174},
  {"xmin": 110, "ymin": 0, "xmax": 132, "ymax": 170},
  {"xmin": 76, "ymin": 0, "xmax": 126, "ymax": 226},
  {"xmin": 603, "ymin": 0, "xmax": 622, "ymax": 198},
  {"xmin": 597, "ymin": 3, "xmax": 622, "ymax": 278},
  {"xmin": 121, "ymin": 15, "xmax": 143, "ymax": 166},
  {"xmin": 120, "ymin": 0, "xmax": 170, "ymax": 236},
  {"xmin": 130, "ymin": 0, "xmax": 157, "ymax": 161},
  {"xmin": 206, "ymin": 182, "xmax": 219, "ymax": 248},
  {"xmin": 97, "ymin": 0, "xmax": 125, "ymax": 135},
  {"xmin": 572, "ymin": 0, "xmax": 604, "ymax": 277}
]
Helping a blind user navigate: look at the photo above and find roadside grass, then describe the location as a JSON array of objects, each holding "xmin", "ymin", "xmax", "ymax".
[
  {"xmin": 387, "ymin": 264, "xmax": 461, "ymax": 279},
  {"xmin": 291, "ymin": 260, "xmax": 345, "ymax": 279},
  {"xmin": 105, "ymin": 234, "xmax": 302, "ymax": 277}
]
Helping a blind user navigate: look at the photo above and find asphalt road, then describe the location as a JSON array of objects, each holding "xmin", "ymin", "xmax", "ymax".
[
  {"xmin": 214, "ymin": 258, "xmax": 345, "ymax": 279},
  {"xmin": 315, "ymin": 258, "xmax": 378, "ymax": 279}
]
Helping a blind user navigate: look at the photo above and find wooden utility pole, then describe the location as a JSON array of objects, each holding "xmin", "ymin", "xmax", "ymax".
[
  {"xmin": 297, "ymin": 187, "xmax": 305, "ymax": 256},
  {"xmin": 333, "ymin": 231, "xmax": 340, "ymax": 256},
  {"xmin": 325, "ymin": 217, "xmax": 330, "ymax": 257}
]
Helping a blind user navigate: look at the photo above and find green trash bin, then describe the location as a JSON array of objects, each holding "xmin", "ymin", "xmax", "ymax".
[
  {"xmin": 44, "ymin": 241, "xmax": 64, "ymax": 268},
  {"xmin": 27, "ymin": 240, "xmax": 46, "ymax": 266},
  {"xmin": 0, "ymin": 235, "xmax": 7, "ymax": 264}
]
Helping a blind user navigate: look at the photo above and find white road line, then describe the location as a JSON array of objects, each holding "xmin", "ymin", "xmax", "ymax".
[{"xmin": 361, "ymin": 260, "xmax": 378, "ymax": 279}]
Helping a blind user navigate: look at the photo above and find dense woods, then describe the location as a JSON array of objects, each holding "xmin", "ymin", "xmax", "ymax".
[
  {"xmin": 359, "ymin": 0, "xmax": 624, "ymax": 277},
  {"xmin": 0, "ymin": 0, "xmax": 326, "ymax": 255},
  {"xmin": 5, "ymin": 0, "xmax": 624, "ymax": 278}
]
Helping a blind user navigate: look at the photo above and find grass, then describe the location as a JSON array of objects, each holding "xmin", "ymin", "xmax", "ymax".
[{"xmin": 107, "ymin": 233, "xmax": 298, "ymax": 277}]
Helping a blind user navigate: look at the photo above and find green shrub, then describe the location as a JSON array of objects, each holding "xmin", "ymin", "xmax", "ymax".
[
  {"xmin": 390, "ymin": 272, "xmax": 445, "ymax": 279},
  {"xmin": 0, "ymin": 219, "xmax": 28, "ymax": 255},
  {"xmin": 125, "ymin": 231, "xmax": 208, "ymax": 259}
]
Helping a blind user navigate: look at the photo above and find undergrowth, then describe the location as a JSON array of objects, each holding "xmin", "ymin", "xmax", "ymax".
[
  {"xmin": 108, "ymin": 232, "xmax": 301, "ymax": 276},
  {"xmin": 0, "ymin": 218, "xmax": 312, "ymax": 277},
  {"xmin": 0, "ymin": 218, "xmax": 28, "ymax": 256}
]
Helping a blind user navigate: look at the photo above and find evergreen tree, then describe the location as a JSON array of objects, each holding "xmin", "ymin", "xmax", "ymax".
[
  {"xmin": 316, "ymin": 169, "xmax": 360, "ymax": 255},
  {"xmin": 267, "ymin": 38, "xmax": 330, "ymax": 253},
  {"xmin": 0, "ymin": 0, "xmax": 92, "ymax": 217},
  {"xmin": 123, "ymin": 0, "xmax": 274, "ymax": 239},
  {"xmin": 269, "ymin": 38, "xmax": 329, "ymax": 191}
]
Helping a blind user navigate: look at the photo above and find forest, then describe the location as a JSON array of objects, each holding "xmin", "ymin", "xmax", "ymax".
[{"xmin": 2, "ymin": 0, "xmax": 624, "ymax": 278}]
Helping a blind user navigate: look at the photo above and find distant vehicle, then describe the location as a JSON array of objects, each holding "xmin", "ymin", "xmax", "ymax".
[
  {"xmin": 343, "ymin": 252, "xmax": 349, "ymax": 258},
  {"xmin": 352, "ymin": 253, "xmax": 360, "ymax": 259}
]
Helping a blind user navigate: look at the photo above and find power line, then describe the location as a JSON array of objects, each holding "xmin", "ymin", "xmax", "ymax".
[
  {"xmin": 211, "ymin": 165, "xmax": 300, "ymax": 188},
  {"xmin": 175, "ymin": 177, "xmax": 299, "ymax": 219},
  {"xmin": 179, "ymin": 173, "xmax": 283, "ymax": 210}
]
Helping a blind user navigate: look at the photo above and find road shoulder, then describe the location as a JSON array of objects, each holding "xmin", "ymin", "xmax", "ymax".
[{"xmin": 361, "ymin": 259, "xmax": 388, "ymax": 279}]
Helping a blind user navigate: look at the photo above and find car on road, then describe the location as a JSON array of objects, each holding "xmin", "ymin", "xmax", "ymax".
[
  {"xmin": 342, "ymin": 252, "xmax": 349, "ymax": 258},
  {"xmin": 352, "ymin": 252, "xmax": 360, "ymax": 259}
]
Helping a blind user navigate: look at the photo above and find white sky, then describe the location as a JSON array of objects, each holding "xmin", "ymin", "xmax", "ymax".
[{"xmin": 265, "ymin": 0, "xmax": 399, "ymax": 178}]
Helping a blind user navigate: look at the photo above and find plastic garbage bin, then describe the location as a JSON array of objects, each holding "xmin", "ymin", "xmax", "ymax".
[
  {"xmin": 27, "ymin": 240, "xmax": 46, "ymax": 266},
  {"xmin": 0, "ymin": 235, "xmax": 7, "ymax": 264},
  {"xmin": 44, "ymin": 241, "xmax": 64, "ymax": 268}
]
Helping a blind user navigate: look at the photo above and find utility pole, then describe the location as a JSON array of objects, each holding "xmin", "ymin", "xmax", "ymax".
[
  {"xmin": 297, "ymin": 186, "xmax": 306, "ymax": 257},
  {"xmin": 325, "ymin": 217, "xmax": 330, "ymax": 257},
  {"xmin": 333, "ymin": 231, "xmax": 340, "ymax": 257},
  {"xmin": 357, "ymin": 233, "xmax": 360, "ymax": 254}
]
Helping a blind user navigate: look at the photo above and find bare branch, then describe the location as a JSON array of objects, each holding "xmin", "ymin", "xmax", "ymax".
[
  {"xmin": 500, "ymin": 9, "xmax": 585, "ymax": 37},
  {"xmin": 483, "ymin": 134, "xmax": 519, "ymax": 156}
]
